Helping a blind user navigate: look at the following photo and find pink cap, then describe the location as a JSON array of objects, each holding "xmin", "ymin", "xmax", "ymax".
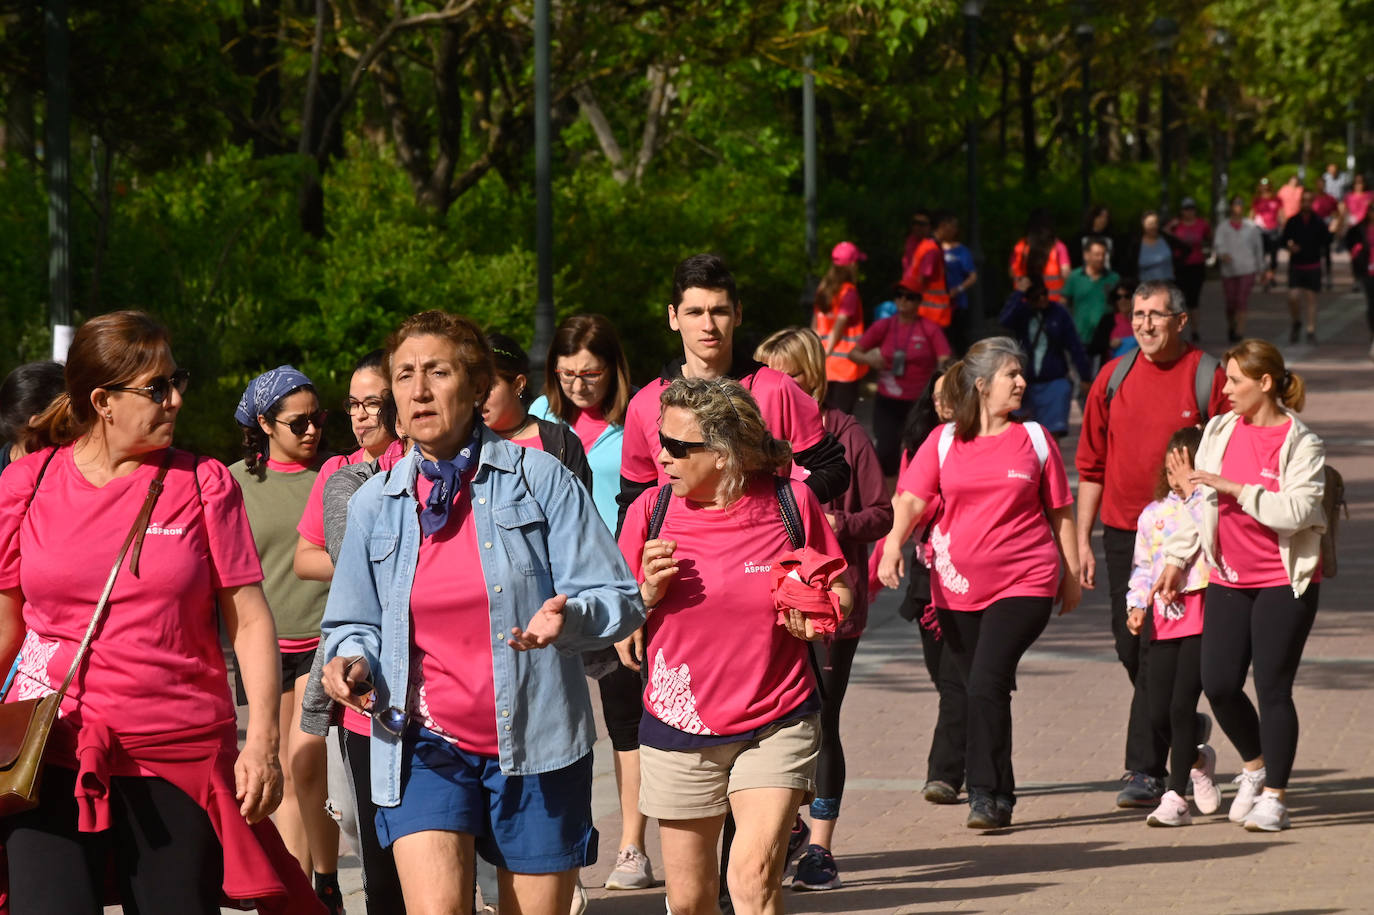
[{"xmin": 831, "ymin": 241, "xmax": 867, "ymax": 266}]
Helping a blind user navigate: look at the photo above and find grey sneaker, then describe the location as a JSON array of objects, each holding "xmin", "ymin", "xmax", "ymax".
[
  {"xmin": 1243, "ymin": 793, "xmax": 1291, "ymax": 832},
  {"xmin": 1229, "ymin": 767, "xmax": 1267, "ymax": 823},
  {"xmin": 604, "ymin": 843, "xmax": 655, "ymax": 890}
]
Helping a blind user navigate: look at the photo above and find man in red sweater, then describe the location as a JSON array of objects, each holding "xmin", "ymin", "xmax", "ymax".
[{"xmin": 1075, "ymin": 279, "xmax": 1228, "ymax": 807}]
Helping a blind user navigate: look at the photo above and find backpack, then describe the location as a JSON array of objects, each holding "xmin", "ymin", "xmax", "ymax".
[
  {"xmin": 647, "ymin": 476, "xmax": 804, "ymax": 549},
  {"xmin": 1320, "ymin": 465, "xmax": 1347, "ymax": 578},
  {"xmin": 937, "ymin": 420, "xmax": 1050, "ymax": 470},
  {"xmin": 1104, "ymin": 349, "xmax": 1221, "ymax": 424}
]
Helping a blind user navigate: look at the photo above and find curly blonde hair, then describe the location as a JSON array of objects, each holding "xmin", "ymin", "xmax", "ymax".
[{"xmin": 659, "ymin": 376, "xmax": 792, "ymax": 506}]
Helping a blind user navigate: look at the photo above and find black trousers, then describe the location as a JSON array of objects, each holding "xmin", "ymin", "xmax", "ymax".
[
  {"xmin": 1177, "ymin": 262, "xmax": 1207, "ymax": 311},
  {"xmin": 0, "ymin": 765, "xmax": 222, "ymax": 915},
  {"xmin": 341, "ymin": 728, "xmax": 405, "ymax": 915},
  {"xmin": 873, "ymin": 394, "xmax": 915, "ymax": 476},
  {"xmin": 1202, "ymin": 583, "xmax": 1320, "ymax": 790},
  {"xmin": 1104, "ymin": 524, "xmax": 1169, "ymax": 777},
  {"xmin": 1146, "ymin": 633, "xmax": 1204, "ymax": 795},
  {"xmin": 938, "ymin": 597, "xmax": 1052, "ymax": 801},
  {"xmin": 920, "ymin": 613, "xmax": 969, "ymax": 790}
]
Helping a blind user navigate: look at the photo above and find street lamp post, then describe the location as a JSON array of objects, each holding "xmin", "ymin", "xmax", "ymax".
[
  {"xmin": 1210, "ymin": 28, "xmax": 1233, "ymax": 228},
  {"xmin": 1347, "ymin": 101, "xmax": 1358, "ymax": 181},
  {"xmin": 803, "ymin": 54, "xmax": 817, "ymax": 270},
  {"xmin": 963, "ymin": 0, "xmax": 984, "ymax": 316},
  {"xmin": 44, "ymin": 0, "xmax": 73, "ymax": 361},
  {"xmin": 1150, "ymin": 17, "xmax": 1179, "ymax": 219},
  {"xmin": 1075, "ymin": 18, "xmax": 1095, "ymax": 214},
  {"xmin": 530, "ymin": 0, "xmax": 554, "ymax": 372}
]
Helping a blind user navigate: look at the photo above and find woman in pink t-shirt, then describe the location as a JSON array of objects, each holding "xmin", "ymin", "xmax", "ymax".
[
  {"xmin": 1153, "ymin": 341, "xmax": 1325, "ymax": 833},
  {"xmin": 616, "ymin": 377, "xmax": 852, "ymax": 915},
  {"xmin": 1251, "ymin": 179, "xmax": 1283, "ymax": 282},
  {"xmin": 1166, "ymin": 198, "xmax": 1213, "ymax": 339},
  {"xmin": 0, "ymin": 312, "xmax": 317, "ymax": 913},
  {"xmin": 877, "ymin": 336, "xmax": 1081, "ymax": 830}
]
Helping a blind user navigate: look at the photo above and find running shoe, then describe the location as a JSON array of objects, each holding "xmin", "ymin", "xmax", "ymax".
[
  {"xmin": 785, "ymin": 815, "xmax": 811, "ymax": 864},
  {"xmin": 922, "ymin": 780, "xmax": 960, "ymax": 804},
  {"xmin": 1244, "ymin": 793, "xmax": 1291, "ymax": 832},
  {"xmin": 966, "ymin": 793, "xmax": 1001, "ymax": 830},
  {"xmin": 569, "ymin": 878, "xmax": 588, "ymax": 915},
  {"xmin": 604, "ymin": 843, "xmax": 655, "ymax": 890},
  {"xmin": 792, "ymin": 844, "xmax": 843, "ymax": 891},
  {"xmin": 1146, "ymin": 789, "xmax": 1192, "ymax": 827},
  {"xmin": 1190, "ymin": 744, "xmax": 1221, "ymax": 815},
  {"xmin": 1116, "ymin": 771, "xmax": 1165, "ymax": 808},
  {"xmin": 1229, "ymin": 767, "xmax": 1267, "ymax": 823}
]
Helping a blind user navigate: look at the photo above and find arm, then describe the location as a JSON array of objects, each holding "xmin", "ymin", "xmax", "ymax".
[
  {"xmin": 1048, "ymin": 504, "xmax": 1081, "ymax": 615},
  {"xmin": 794, "ymin": 433, "xmax": 851, "ymax": 505},
  {"xmin": 293, "ymin": 536, "xmax": 334, "ymax": 582},
  {"xmin": 218, "ymin": 583, "xmax": 283, "ymax": 824},
  {"xmin": 1063, "ymin": 315, "xmax": 1093, "ymax": 380},
  {"xmin": 998, "ymin": 293, "xmax": 1027, "ymax": 327},
  {"xmin": 1075, "ymin": 481, "xmax": 1103, "ymax": 588},
  {"xmin": 824, "ymin": 313, "xmax": 850, "ymax": 355},
  {"xmin": 1125, "ymin": 511, "xmax": 1155, "ymax": 615},
  {"xmin": 1074, "ymin": 376, "xmax": 1110, "ymax": 587},
  {"xmin": 0, "ymin": 587, "xmax": 23, "ymax": 674}
]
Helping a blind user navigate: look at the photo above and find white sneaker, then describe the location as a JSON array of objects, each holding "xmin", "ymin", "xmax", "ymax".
[
  {"xmin": 569, "ymin": 877, "xmax": 588, "ymax": 915},
  {"xmin": 1146, "ymin": 789, "xmax": 1192, "ymax": 827},
  {"xmin": 1244, "ymin": 792, "xmax": 1291, "ymax": 832},
  {"xmin": 1228, "ymin": 767, "xmax": 1267, "ymax": 823},
  {"xmin": 604, "ymin": 843, "xmax": 655, "ymax": 890},
  {"xmin": 1190, "ymin": 745, "xmax": 1221, "ymax": 815}
]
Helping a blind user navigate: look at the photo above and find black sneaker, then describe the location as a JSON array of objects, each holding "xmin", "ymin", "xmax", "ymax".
[
  {"xmin": 994, "ymin": 795, "xmax": 1015, "ymax": 828},
  {"xmin": 1290, "ymin": 321, "xmax": 1301, "ymax": 343},
  {"xmin": 1116, "ymin": 771, "xmax": 1165, "ymax": 808},
  {"xmin": 785, "ymin": 814, "xmax": 810, "ymax": 864},
  {"xmin": 967, "ymin": 793, "xmax": 1001, "ymax": 830},
  {"xmin": 1306, "ymin": 330, "xmax": 1317, "ymax": 344},
  {"xmin": 922, "ymin": 779, "xmax": 960, "ymax": 804},
  {"xmin": 792, "ymin": 844, "xmax": 843, "ymax": 891}
]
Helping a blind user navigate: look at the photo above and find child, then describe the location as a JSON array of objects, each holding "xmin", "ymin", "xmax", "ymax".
[
  {"xmin": 1090, "ymin": 281, "xmax": 1139, "ymax": 365},
  {"xmin": 1126, "ymin": 426, "xmax": 1221, "ymax": 826}
]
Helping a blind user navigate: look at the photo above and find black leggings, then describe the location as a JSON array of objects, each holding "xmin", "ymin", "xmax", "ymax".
[
  {"xmin": 1201, "ymin": 583, "xmax": 1320, "ymax": 790},
  {"xmin": 1103, "ymin": 524, "xmax": 1167, "ymax": 776},
  {"xmin": 1146, "ymin": 633, "xmax": 1204, "ymax": 795},
  {"xmin": 813, "ymin": 636, "xmax": 860, "ymax": 808},
  {"xmin": 0, "ymin": 765, "xmax": 222, "ymax": 914},
  {"xmin": 341, "ymin": 728, "xmax": 405, "ymax": 915},
  {"xmin": 872, "ymin": 394, "xmax": 915, "ymax": 476},
  {"xmin": 938, "ymin": 596, "xmax": 1052, "ymax": 801},
  {"xmin": 597, "ymin": 662, "xmax": 645, "ymax": 752},
  {"xmin": 1177, "ymin": 262, "xmax": 1206, "ymax": 311}
]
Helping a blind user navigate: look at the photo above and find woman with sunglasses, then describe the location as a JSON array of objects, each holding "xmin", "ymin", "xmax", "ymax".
[
  {"xmin": 230, "ymin": 366, "xmax": 344, "ymax": 910},
  {"xmin": 616, "ymin": 377, "xmax": 853, "ymax": 915},
  {"xmin": 319, "ymin": 311, "xmax": 643, "ymax": 915},
  {"xmin": 1088, "ymin": 281, "xmax": 1142, "ymax": 374},
  {"xmin": 0, "ymin": 312, "xmax": 316, "ymax": 913}
]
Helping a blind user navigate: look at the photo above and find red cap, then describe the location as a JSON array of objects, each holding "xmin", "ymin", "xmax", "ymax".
[{"xmin": 831, "ymin": 241, "xmax": 867, "ymax": 266}]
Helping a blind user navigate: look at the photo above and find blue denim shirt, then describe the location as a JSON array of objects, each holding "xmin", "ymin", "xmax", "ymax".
[{"xmin": 321, "ymin": 428, "xmax": 645, "ymax": 807}]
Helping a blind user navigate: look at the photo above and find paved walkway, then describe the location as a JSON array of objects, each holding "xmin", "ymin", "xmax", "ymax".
[{"xmin": 321, "ymin": 268, "xmax": 1374, "ymax": 914}]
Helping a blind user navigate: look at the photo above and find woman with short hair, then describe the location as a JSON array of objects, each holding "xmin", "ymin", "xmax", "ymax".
[
  {"xmin": 879, "ymin": 336, "xmax": 1081, "ymax": 830},
  {"xmin": 320, "ymin": 310, "xmax": 643, "ymax": 915},
  {"xmin": 0, "ymin": 361, "xmax": 65, "ymax": 474},
  {"xmin": 617, "ymin": 376, "xmax": 853, "ymax": 913},
  {"xmin": 1152, "ymin": 340, "xmax": 1326, "ymax": 832}
]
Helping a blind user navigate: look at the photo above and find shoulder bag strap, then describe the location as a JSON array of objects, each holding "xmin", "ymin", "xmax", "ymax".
[{"xmin": 51, "ymin": 450, "xmax": 173, "ymax": 701}]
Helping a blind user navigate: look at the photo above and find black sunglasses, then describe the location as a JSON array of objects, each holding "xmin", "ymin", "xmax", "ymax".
[
  {"xmin": 659, "ymin": 431, "xmax": 708, "ymax": 459},
  {"xmin": 273, "ymin": 410, "xmax": 328, "ymax": 436},
  {"xmin": 104, "ymin": 367, "xmax": 190, "ymax": 405},
  {"xmin": 346, "ymin": 658, "xmax": 408, "ymax": 737}
]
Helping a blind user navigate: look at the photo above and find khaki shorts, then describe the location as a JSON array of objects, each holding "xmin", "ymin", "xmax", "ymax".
[{"xmin": 638, "ymin": 714, "xmax": 820, "ymax": 821}]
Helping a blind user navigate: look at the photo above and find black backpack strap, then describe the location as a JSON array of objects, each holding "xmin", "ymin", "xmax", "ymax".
[
  {"xmin": 773, "ymin": 476, "xmax": 806, "ymax": 551},
  {"xmin": 646, "ymin": 483, "xmax": 673, "ymax": 540},
  {"xmin": 1103, "ymin": 348, "xmax": 1139, "ymax": 410},
  {"xmin": 24, "ymin": 447, "xmax": 60, "ymax": 509}
]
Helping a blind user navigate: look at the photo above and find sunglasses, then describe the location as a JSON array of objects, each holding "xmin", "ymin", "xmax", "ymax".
[
  {"xmin": 659, "ymin": 431, "xmax": 708, "ymax": 459},
  {"xmin": 104, "ymin": 367, "xmax": 190, "ymax": 405},
  {"xmin": 273, "ymin": 410, "xmax": 328, "ymax": 436},
  {"xmin": 345, "ymin": 658, "xmax": 408, "ymax": 737}
]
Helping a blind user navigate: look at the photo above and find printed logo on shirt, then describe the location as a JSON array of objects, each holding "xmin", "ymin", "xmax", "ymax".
[
  {"xmin": 1259, "ymin": 468, "xmax": 1279, "ymax": 481},
  {"xmin": 145, "ymin": 521, "xmax": 186, "ymax": 536},
  {"xmin": 649, "ymin": 650, "xmax": 716, "ymax": 735},
  {"xmin": 1217, "ymin": 553, "xmax": 1240, "ymax": 584},
  {"xmin": 743, "ymin": 561, "xmax": 773, "ymax": 574},
  {"xmin": 1007, "ymin": 469, "xmax": 1032, "ymax": 482},
  {"xmin": 1182, "ymin": 409, "xmax": 1194, "ymax": 420},
  {"xmin": 13, "ymin": 630, "xmax": 58, "ymax": 702},
  {"xmin": 930, "ymin": 524, "xmax": 970, "ymax": 595}
]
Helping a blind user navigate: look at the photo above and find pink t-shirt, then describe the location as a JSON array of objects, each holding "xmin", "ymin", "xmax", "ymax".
[
  {"xmin": 1344, "ymin": 191, "xmax": 1373, "ymax": 225},
  {"xmin": 511, "ymin": 433, "xmax": 543, "ymax": 451},
  {"xmin": 897, "ymin": 423, "xmax": 1073, "ymax": 611},
  {"xmin": 0, "ymin": 447, "xmax": 262, "ymax": 739},
  {"xmin": 1277, "ymin": 184, "xmax": 1303, "ymax": 221},
  {"xmin": 856, "ymin": 316, "xmax": 951, "ymax": 402},
  {"xmin": 1213, "ymin": 419, "xmax": 1294, "ymax": 588},
  {"xmin": 1153, "ymin": 590, "xmax": 1204, "ymax": 641},
  {"xmin": 297, "ymin": 449, "xmax": 366, "ymax": 547},
  {"xmin": 1311, "ymin": 192, "xmax": 1338, "ymax": 220},
  {"xmin": 407, "ymin": 475, "xmax": 499, "ymax": 756},
  {"xmin": 620, "ymin": 366, "xmax": 826, "ymax": 485},
  {"xmin": 572, "ymin": 405, "xmax": 610, "ymax": 454},
  {"xmin": 618, "ymin": 477, "xmax": 844, "ymax": 736},
  {"xmin": 1252, "ymin": 196, "xmax": 1281, "ymax": 231},
  {"xmin": 1172, "ymin": 218, "xmax": 1211, "ymax": 265}
]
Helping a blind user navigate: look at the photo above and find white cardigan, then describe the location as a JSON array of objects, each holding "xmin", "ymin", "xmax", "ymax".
[{"xmin": 1163, "ymin": 409, "xmax": 1326, "ymax": 597}]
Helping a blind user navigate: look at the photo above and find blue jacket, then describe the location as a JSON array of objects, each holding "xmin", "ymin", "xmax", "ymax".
[
  {"xmin": 999, "ymin": 293, "xmax": 1092, "ymax": 382},
  {"xmin": 529, "ymin": 394, "xmax": 624, "ymax": 534},
  {"xmin": 322, "ymin": 428, "xmax": 645, "ymax": 806}
]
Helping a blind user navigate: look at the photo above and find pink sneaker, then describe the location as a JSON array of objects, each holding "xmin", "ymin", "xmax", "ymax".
[
  {"xmin": 1146, "ymin": 789, "xmax": 1192, "ymax": 827},
  {"xmin": 1190, "ymin": 744, "xmax": 1221, "ymax": 815}
]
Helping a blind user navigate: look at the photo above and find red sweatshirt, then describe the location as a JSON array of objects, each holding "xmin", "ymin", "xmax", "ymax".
[{"xmin": 1076, "ymin": 347, "xmax": 1228, "ymax": 531}]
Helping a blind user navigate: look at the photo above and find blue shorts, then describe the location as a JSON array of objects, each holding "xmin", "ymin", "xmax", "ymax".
[
  {"xmin": 374, "ymin": 727, "xmax": 597, "ymax": 874},
  {"xmin": 1021, "ymin": 377, "xmax": 1073, "ymax": 436}
]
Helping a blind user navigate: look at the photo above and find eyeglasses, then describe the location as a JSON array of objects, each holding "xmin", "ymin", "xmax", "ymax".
[
  {"xmin": 344, "ymin": 397, "xmax": 385, "ymax": 416},
  {"xmin": 1131, "ymin": 310, "xmax": 1179, "ymax": 325},
  {"xmin": 556, "ymin": 369, "xmax": 605, "ymax": 386},
  {"xmin": 103, "ymin": 368, "xmax": 190, "ymax": 405},
  {"xmin": 659, "ymin": 431, "xmax": 708, "ymax": 459},
  {"xmin": 1114, "ymin": 291, "xmax": 1132, "ymax": 300},
  {"xmin": 345, "ymin": 658, "xmax": 408, "ymax": 737},
  {"xmin": 273, "ymin": 410, "xmax": 328, "ymax": 436}
]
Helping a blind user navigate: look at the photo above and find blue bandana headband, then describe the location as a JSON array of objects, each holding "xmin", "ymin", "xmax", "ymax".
[
  {"xmin": 417, "ymin": 422, "xmax": 484, "ymax": 537},
  {"xmin": 234, "ymin": 365, "xmax": 314, "ymax": 427}
]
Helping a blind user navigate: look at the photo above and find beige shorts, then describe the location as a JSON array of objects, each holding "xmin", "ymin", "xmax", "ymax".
[{"xmin": 638, "ymin": 714, "xmax": 820, "ymax": 821}]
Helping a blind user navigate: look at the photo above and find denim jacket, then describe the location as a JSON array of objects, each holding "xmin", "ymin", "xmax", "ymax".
[{"xmin": 322, "ymin": 428, "xmax": 645, "ymax": 806}]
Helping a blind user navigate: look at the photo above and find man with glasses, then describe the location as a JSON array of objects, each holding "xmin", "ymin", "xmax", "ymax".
[{"xmin": 1075, "ymin": 280, "xmax": 1228, "ymax": 809}]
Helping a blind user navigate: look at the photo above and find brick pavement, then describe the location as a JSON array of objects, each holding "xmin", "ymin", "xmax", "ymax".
[{"xmin": 318, "ymin": 270, "xmax": 1374, "ymax": 915}]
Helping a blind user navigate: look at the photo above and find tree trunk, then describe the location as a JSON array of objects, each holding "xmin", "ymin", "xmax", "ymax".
[
  {"xmin": 997, "ymin": 53, "xmax": 1009, "ymax": 164},
  {"xmin": 1135, "ymin": 86, "xmax": 1151, "ymax": 162},
  {"xmin": 1018, "ymin": 54, "xmax": 1038, "ymax": 185},
  {"xmin": 86, "ymin": 137, "xmax": 114, "ymax": 311}
]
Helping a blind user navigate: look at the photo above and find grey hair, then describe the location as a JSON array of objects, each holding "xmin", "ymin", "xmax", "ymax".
[
  {"xmin": 659, "ymin": 376, "xmax": 792, "ymax": 506},
  {"xmin": 1133, "ymin": 280, "xmax": 1186, "ymax": 315},
  {"xmin": 951, "ymin": 335, "xmax": 1026, "ymax": 440}
]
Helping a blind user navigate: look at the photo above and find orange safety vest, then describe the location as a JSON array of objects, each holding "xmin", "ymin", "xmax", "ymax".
[
  {"xmin": 1011, "ymin": 239, "xmax": 1067, "ymax": 303},
  {"xmin": 813, "ymin": 283, "xmax": 869, "ymax": 383},
  {"xmin": 904, "ymin": 238, "xmax": 951, "ymax": 327}
]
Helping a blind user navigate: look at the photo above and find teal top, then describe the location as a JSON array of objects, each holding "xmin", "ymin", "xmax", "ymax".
[{"xmin": 529, "ymin": 394, "xmax": 624, "ymax": 534}]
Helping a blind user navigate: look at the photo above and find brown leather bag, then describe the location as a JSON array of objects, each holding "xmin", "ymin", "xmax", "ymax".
[{"xmin": 0, "ymin": 450, "xmax": 172, "ymax": 817}]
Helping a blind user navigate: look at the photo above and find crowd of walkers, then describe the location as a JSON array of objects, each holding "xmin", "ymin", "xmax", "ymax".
[{"xmin": 0, "ymin": 221, "xmax": 1334, "ymax": 914}]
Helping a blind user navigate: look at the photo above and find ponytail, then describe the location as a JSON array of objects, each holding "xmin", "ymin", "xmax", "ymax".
[
  {"xmin": 1278, "ymin": 369, "xmax": 1306, "ymax": 412},
  {"xmin": 29, "ymin": 391, "xmax": 82, "ymax": 450}
]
